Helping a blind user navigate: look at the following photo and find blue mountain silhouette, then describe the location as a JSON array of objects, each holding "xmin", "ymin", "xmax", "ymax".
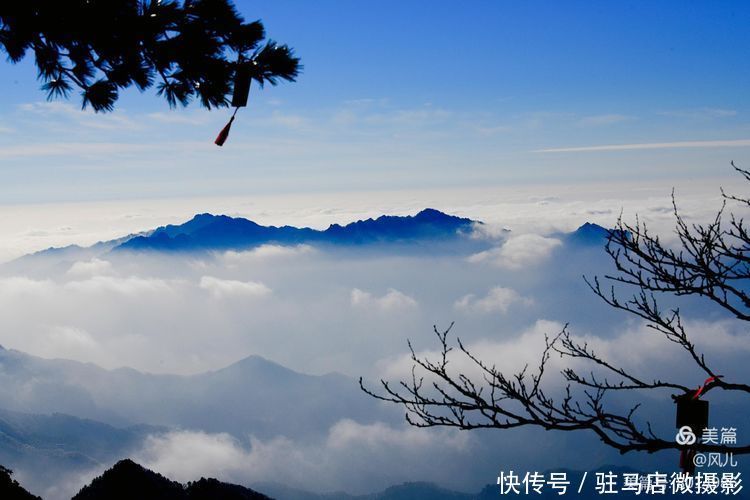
[{"xmin": 115, "ymin": 209, "xmax": 476, "ymax": 252}]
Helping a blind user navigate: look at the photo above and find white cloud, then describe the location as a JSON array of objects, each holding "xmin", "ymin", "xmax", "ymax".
[
  {"xmin": 34, "ymin": 325, "xmax": 101, "ymax": 361},
  {"xmin": 326, "ymin": 418, "xmax": 468, "ymax": 452},
  {"xmin": 377, "ymin": 315, "xmax": 749, "ymax": 402},
  {"xmin": 66, "ymin": 258, "xmax": 114, "ymax": 278},
  {"xmin": 378, "ymin": 319, "xmax": 566, "ymax": 383},
  {"xmin": 270, "ymin": 110, "xmax": 311, "ymax": 129},
  {"xmin": 222, "ymin": 244, "xmax": 314, "ymax": 265},
  {"xmin": 377, "ymin": 316, "xmax": 750, "ymax": 404},
  {"xmin": 199, "ymin": 276, "xmax": 271, "ymax": 298},
  {"xmin": 577, "ymin": 114, "xmax": 633, "ymax": 127},
  {"xmin": 146, "ymin": 111, "xmax": 210, "ymax": 125},
  {"xmin": 64, "ymin": 276, "xmax": 173, "ymax": 296},
  {"xmin": 136, "ymin": 431, "xmax": 247, "ymax": 482},
  {"xmin": 569, "ymin": 319, "xmax": 750, "ymax": 376},
  {"xmin": 468, "ymin": 234, "xmax": 561, "ymax": 269},
  {"xmin": 658, "ymin": 108, "xmax": 738, "ymax": 119},
  {"xmin": 350, "ymin": 288, "xmax": 417, "ymax": 310},
  {"xmin": 534, "ymin": 138, "xmax": 750, "ymax": 153},
  {"xmin": 688, "ymin": 319, "xmax": 750, "ymax": 355},
  {"xmin": 0, "ymin": 142, "xmax": 166, "ymax": 159},
  {"xmin": 18, "ymin": 101, "xmax": 140, "ymax": 131},
  {"xmin": 134, "ymin": 421, "xmax": 470, "ymax": 494},
  {"xmin": 36, "ymin": 466, "xmax": 108, "ymax": 500},
  {"xmin": 455, "ymin": 286, "xmax": 533, "ymax": 314},
  {"xmin": 0, "ymin": 276, "xmax": 55, "ymax": 296},
  {"xmin": 350, "ymin": 288, "xmax": 371, "ymax": 306},
  {"xmin": 469, "ymin": 221, "xmax": 510, "ymax": 240},
  {"xmin": 0, "ymin": 274, "xmax": 174, "ymax": 300}
]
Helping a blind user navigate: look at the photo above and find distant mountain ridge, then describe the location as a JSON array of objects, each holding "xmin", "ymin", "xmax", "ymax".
[
  {"xmin": 12, "ymin": 210, "xmax": 618, "ymax": 264},
  {"xmin": 0, "ymin": 406, "xmax": 161, "ymax": 465},
  {"xmin": 115, "ymin": 208, "xmax": 477, "ymax": 252},
  {"xmin": 0, "ymin": 345, "xmax": 395, "ymax": 496},
  {"xmin": 0, "ymin": 345, "xmax": 392, "ymax": 439}
]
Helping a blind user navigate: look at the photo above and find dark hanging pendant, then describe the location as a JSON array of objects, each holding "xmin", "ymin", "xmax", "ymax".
[
  {"xmin": 215, "ymin": 62, "xmax": 252, "ymax": 146},
  {"xmin": 675, "ymin": 394, "xmax": 709, "ymax": 475},
  {"xmin": 231, "ymin": 64, "xmax": 252, "ymax": 108},
  {"xmin": 675, "ymin": 395, "xmax": 709, "ymax": 434}
]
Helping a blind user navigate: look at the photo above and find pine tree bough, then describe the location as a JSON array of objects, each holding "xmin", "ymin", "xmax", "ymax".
[
  {"xmin": 0, "ymin": 0, "xmax": 300, "ymax": 112},
  {"xmin": 361, "ymin": 163, "xmax": 750, "ymax": 456}
]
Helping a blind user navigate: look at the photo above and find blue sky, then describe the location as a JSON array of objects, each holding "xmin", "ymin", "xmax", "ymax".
[{"xmin": 1, "ymin": 1, "xmax": 749, "ymax": 203}]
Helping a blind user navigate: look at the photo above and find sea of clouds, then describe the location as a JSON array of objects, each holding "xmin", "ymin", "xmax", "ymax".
[{"xmin": 1, "ymin": 178, "xmax": 749, "ymax": 498}]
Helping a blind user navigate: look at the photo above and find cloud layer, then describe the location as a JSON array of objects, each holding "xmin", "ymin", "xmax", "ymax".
[
  {"xmin": 134, "ymin": 420, "xmax": 473, "ymax": 494},
  {"xmin": 1, "ymin": 195, "xmax": 749, "ymax": 497}
]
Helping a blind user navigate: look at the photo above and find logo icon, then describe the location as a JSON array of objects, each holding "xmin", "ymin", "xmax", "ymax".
[{"xmin": 676, "ymin": 425, "xmax": 697, "ymax": 445}]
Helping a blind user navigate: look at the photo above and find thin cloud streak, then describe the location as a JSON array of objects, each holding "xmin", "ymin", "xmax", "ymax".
[
  {"xmin": 534, "ymin": 139, "xmax": 750, "ymax": 153},
  {"xmin": 0, "ymin": 141, "xmax": 211, "ymax": 159}
]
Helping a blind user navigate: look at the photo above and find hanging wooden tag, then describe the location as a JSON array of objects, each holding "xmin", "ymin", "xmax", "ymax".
[
  {"xmin": 231, "ymin": 64, "xmax": 252, "ymax": 108},
  {"xmin": 675, "ymin": 396, "xmax": 709, "ymax": 433}
]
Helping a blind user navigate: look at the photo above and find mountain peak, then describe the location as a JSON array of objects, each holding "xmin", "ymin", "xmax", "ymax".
[
  {"xmin": 184, "ymin": 213, "xmax": 220, "ymax": 225},
  {"xmin": 416, "ymin": 207, "xmax": 448, "ymax": 218},
  {"xmin": 73, "ymin": 459, "xmax": 184, "ymax": 500},
  {"xmin": 576, "ymin": 222, "xmax": 606, "ymax": 231},
  {"xmin": 566, "ymin": 222, "xmax": 612, "ymax": 247},
  {"xmin": 214, "ymin": 354, "xmax": 293, "ymax": 376},
  {"xmin": 108, "ymin": 458, "xmax": 143, "ymax": 472},
  {"xmin": 73, "ymin": 459, "xmax": 270, "ymax": 499},
  {"xmin": 192, "ymin": 212, "xmax": 217, "ymax": 219}
]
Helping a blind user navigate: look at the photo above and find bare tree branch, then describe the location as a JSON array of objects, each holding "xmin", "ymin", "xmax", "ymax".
[{"xmin": 362, "ymin": 163, "xmax": 750, "ymax": 457}]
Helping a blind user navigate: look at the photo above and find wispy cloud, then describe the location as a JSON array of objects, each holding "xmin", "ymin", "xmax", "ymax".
[
  {"xmin": 269, "ymin": 110, "xmax": 311, "ymax": 129},
  {"xmin": 147, "ymin": 111, "xmax": 212, "ymax": 125},
  {"xmin": 134, "ymin": 421, "xmax": 470, "ymax": 494},
  {"xmin": 199, "ymin": 276, "xmax": 272, "ymax": 298},
  {"xmin": 330, "ymin": 99, "xmax": 452, "ymax": 130},
  {"xmin": 0, "ymin": 141, "xmax": 208, "ymax": 159},
  {"xmin": 18, "ymin": 101, "xmax": 141, "ymax": 131},
  {"xmin": 468, "ymin": 234, "xmax": 562, "ymax": 269},
  {"xmin": 455, "ymin": 286, "xmax": 533, "ymax": 314},
  {"xmin": 576, "ymin": 114, "xmax": 634, "ymax": 127},
  {"xmin": 534, "ymin": 138, "xmax": 750, "ymax": 153},
  {"xmin": 350, "ymin": 288, "xmax": 418, "ymax": 310},
  {"xmin": 658, "ymin": 108, "xmax": 738, "ymax": 119}
]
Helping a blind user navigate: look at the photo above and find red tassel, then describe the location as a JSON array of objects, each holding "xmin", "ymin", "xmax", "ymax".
[
  {"xmin": 215, "ymin": 107, "xmax": 241, "ymax": 147},
  {"xmin": 214, "ymin": 115, "xmax": 234, "ymax": 146}
]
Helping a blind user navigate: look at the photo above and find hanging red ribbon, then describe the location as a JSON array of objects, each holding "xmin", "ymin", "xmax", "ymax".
[{"xmin": 692, "ymin": 375, "xmax": 723, "ymax": 400}]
